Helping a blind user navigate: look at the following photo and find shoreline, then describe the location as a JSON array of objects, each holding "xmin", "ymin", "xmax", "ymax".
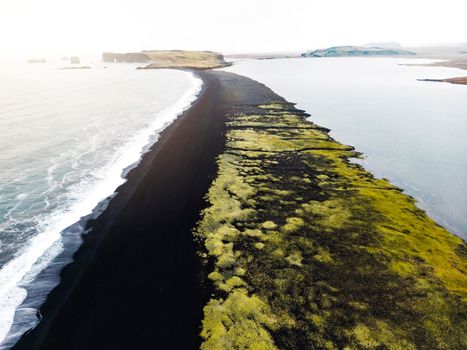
[
  {"xmin": 192, "ymin": 76, "xmax": 467, "ymax": 349},
  {"xmin": 9, "ymin": 69, "xmax": 467, "ymax": 349},
  {"xmin": 0, "ymin": 70, "xmax": 203, "ymax": 349},
  {"xmin": 12, "ymin": 71, "xmax": 226, "ymax": 350},
  {"xmin": 418, "ymin": 77, "xmax": 467, "ymax": 85},
  {"xmin": 11, "ymin": 70, "xmax": 290, "ymax": 349},
  {"xmin": 420, "ymin": 58, "xmax": 467, "ymax": 85}
]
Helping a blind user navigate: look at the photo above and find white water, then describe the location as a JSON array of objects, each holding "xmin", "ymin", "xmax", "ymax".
[
  {"xmin": 224, "ymin": 57, "xmax": 467, "ymax": 239},
  {"xmin": 0, "ymin": 59, "xmax": 202, "ymax": 346}
]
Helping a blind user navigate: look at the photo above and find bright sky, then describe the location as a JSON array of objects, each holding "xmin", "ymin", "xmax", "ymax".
[{"xmin": 0, "ymin": 0, "xmax": 466, "ymax": 56}]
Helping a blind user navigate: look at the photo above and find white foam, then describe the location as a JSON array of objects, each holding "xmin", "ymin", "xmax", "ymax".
[
  {"xmin": 15, "ymin": 194, "xmax": 28, "ymax": 201},
  {"xmin": 0, "ymin": 72, "xmax": 202, "ymax": 347}
]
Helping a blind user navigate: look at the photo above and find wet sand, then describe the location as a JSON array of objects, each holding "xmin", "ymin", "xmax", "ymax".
[{"xmin": 13, "ymin": 71, "xmax": 282, "ymax": 350}]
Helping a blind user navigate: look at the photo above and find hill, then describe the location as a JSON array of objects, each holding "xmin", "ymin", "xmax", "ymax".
[{"xmin": 302, "ymin": 46, "xmax": 416, "ymax": 58}]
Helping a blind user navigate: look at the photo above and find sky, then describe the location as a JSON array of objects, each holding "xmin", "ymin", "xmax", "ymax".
[{"xmin": 0, "ymin": 0, "xmax": 466, "ymax": 57}]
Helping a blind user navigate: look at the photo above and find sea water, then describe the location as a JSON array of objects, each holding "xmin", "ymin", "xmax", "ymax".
[
  {"xmin": 0, "ymin": 59, "xmax": 202, "ymax": 347},
  {"xmin": 224, "ymin": 57, "xmax": 467, "ymax": 240}
]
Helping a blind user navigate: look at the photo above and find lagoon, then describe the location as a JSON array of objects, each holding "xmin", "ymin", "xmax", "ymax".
[{"xmin": 225, "ymin": 57, "xmax": 467, "ymax": 239}]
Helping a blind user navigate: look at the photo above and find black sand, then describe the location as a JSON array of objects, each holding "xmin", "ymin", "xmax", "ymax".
[{"xmin": 13, "ymin": 71, "xmax": 282, "ymax": 350}]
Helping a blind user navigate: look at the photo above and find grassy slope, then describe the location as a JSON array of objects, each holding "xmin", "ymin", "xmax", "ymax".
[
  {"xmin": 142, "ymin": 50, "xmax": 229, "ymax": 69},
  {"xmin": 195, "ymin": 102, "xmax": 467, "ymax": 349}
]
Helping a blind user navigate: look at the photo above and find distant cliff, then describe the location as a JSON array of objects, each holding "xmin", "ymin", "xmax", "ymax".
[
  {"xmin": 103, "ymin": 50, "xmax": 231, "ymax": 69},
  {"xmin": 102, "ymin": 52, "xmax": 150, "ymax": 63},
  {"xmin": 301, "ymin": 46, "xmax": 416, "ymax": 58}
]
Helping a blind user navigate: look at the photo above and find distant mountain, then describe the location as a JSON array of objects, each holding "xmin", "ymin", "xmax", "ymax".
[
  {"xmin": 301, "ymin": 46, "xmax": 416, "ymax": 58},
  {"xmin": 363, "ymin": 42, "xmax": 402, "ymax": 48}
]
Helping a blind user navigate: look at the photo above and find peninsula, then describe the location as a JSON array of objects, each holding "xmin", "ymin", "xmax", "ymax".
[
  {"xmin": 12, "ymin": 54, "xmax": 467, "ymax": 350},
  {"xmin": 418, "ymin": 58, "xmax": 467, "ymax": 85}
]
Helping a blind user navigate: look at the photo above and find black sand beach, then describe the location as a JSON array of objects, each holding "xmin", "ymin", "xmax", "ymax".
[
  {"xmin": 13, "ymin": 68, "xmax": 467, "ymax": 350},
  {"xmin": 13, "ymin": 71, "xmax": 282, "ymax": 350}
]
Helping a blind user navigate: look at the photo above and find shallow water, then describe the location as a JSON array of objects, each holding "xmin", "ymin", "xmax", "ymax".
[
  {"xmin": 0, "ymin": 59, "xmax": 201, "ymax": 346},
  {"xmin": 224, "ymin": 57, "xmax": 467, "ymax": 239}
]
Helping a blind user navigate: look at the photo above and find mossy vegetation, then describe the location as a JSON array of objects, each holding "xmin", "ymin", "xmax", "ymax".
[{"xmin": 195, "ymin": 101, "xmax": 467, "ymax": 349}]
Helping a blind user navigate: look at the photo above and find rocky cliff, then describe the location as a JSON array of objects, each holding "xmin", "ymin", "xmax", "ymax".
[
  {"xmin": 102, "ymin": 50, "xmax": 230, "ymax": 69},
  {"xmin": 102, "ymin": 52, "xmax": 150, "ymax": 63}
]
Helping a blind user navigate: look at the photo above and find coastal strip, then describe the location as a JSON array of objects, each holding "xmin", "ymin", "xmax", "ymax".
[
  {"xmin": 194, "ymin": 76, "xmax": 467, "ymax": 348},
  {"xmin": 418, "ymin": 58, "xmax": 467, "ymax": 85},
  {"xmin": 12, "ymin": 70, "xmax": 467, "ymax": 350},
  {"xmin": 12, "ymin": 71, "xmax": 227, "ymax": 350}
]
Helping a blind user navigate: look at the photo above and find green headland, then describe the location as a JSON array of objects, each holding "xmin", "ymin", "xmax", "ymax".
[{"xmin": 195, "ymin": 97, "xmax": 467, "ymax": 349}]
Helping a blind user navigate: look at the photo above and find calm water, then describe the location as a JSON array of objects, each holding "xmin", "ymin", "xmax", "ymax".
[
  {"xmin": 0, "ymin": 60, "xmax": 201, "ymax": 346},
  {"xmin": 224, "ymin": 57, "xmax": 467, "ymax": 239}
]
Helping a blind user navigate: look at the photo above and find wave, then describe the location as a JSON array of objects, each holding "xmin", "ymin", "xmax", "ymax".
[{"xmin": 0, "ymin": 72, "xmax": 203, "ymax": 349}]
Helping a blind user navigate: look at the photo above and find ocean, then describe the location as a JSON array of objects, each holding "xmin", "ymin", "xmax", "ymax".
[
  {"xmin": 224, "ymin": 57, "xmax": 467, "ymax": 239},
  {"xmin": 0, "ymin": 59, "xmax": 202, "ymax": 347}
]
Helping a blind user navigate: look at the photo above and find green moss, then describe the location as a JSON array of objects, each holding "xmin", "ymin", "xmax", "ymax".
[
  {"xmin": 196, "ymin": 100, "xmax": 467, "ymax": 349},
  {"xmin": 313, "ymin": 248, "xmax": 334, "ymax": 264},
  {"xmin": 285, "ymin": 252, "xmax": 303, "ymax": 267},
  {"xmin": 226, "ymin": 276, "xmax": 245, "ymax": 288},
  {"xmin": 244, "ymin": 229, "xmax": 263, "ymax": 237},
  {"xmin": 282, "ymin": 217, "xmax": 305, "ymax": 233},
  {"xmin": 200, "ymin": 289, "xmax": 277, "ymax": 350},
  {"xmin": 301, "ymin": 199, "xmax": 351, "ymax": 231},
  {"xmin": 234, "ymin": 267, "xmax": 246, "ymax": 276},
  {"xmin": 262, "ymin": 221, "xmax": 277, "ymax": 230},
  {"xmin": 218, "ymin": 253, "xmax": 236, "ymax": 268},
  {"xmin": 208, "ymin": 271, "xmax": 224, "ymax": 282},
  {"xmin": 350, "ymin": 322, "xmax": 417, "ymax": 350}
]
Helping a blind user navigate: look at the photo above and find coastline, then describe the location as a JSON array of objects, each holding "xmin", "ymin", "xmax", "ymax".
[
  {"xmin": 12, "ymin": 71, "xmax": 226, "ymax": 349},
  {"xmin": 421, "ymin": 58, "xmax": 467, "ymax": 85},
  {"xmin": 9, "ymin": 69, "xmax": 467, "ymax": 349},
  {"xmin": 11, "ymin": 70, "xmax": 290, "ymax": 349},
  {"xmin": 0, "ymin": 69, "xmax": 202, "ymax": 348},
  {"xmin": 193, "ymin": 75, "xmax": 467, "ymax": 348}
]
